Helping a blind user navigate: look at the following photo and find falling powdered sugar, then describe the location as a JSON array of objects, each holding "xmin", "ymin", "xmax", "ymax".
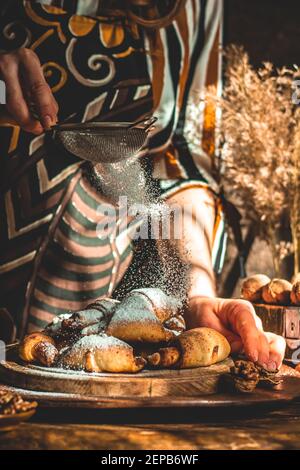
[{"xmin": 84, "ymin": 148, "xmax": 190, "ymax": 307}]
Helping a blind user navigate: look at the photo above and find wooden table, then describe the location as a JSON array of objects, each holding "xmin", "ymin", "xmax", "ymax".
[{"xmin": 1, "ymin": 401, "xmax": 300, "ymax": 450}]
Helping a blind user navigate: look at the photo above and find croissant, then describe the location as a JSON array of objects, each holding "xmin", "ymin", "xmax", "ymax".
[
  {"xmin": 129, "ymin": 288, "xmax": 182, "ymax": 323},
  {"xmin": 44, "ymin": 298, "xmax": 120, "ymax": 350},
  {"xmin": 106, "ymin": 288, "xmax": 181, "ymax": 343},
  {"xmin": 61, "ymin": 298, "xmax": 119, "ymax": 332},
  {"xmin": 19, "ymin": 332, "xmax": 58, "ymax": 367},
  {"xmin": 58, "ymin": 334, "xmax": 146, "ymax": 373},
  {"xmin": 106, "ymin": 297, "xmax": 174, "ymax": 343},
  {"xmin": 174, "ymin": 328, "xmax": 231, "ymax": 368}
]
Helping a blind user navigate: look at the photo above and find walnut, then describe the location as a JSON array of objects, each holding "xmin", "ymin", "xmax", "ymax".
[
  {"xmin": 0, "ymin": 390, "xmax": 37, "ymax": 415},
  {"xmin": 291, "ymin": 281, "xmax": 300, "ymax": 305},
  {"xmin": 230, "ymin": 360, "xmax": 281, "ymax": 393},
  {"xmin": 262, "ymin": 279, "xmax": 292, "ymax": 305},
  {"xmin": 230, "ymin": 360, "xmax": 260, "ymax": 393},
  {"xmin": 241, "ymin": 274, "xmax": 271, "ymax": 303}
]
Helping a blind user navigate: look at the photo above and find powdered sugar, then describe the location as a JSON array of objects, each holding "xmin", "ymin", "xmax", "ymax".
[
  {"xmin": 70, "ymin": 334, "xmax": 131, "ymax": 353},
  {"xmin": 109, "ymin": 295, "xmax": 159, "ymax": 326}
]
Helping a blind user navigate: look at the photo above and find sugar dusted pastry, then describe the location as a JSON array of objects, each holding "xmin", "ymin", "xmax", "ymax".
[
  {"xmin": 174, "ymin": 327, "xmax": 231, "ymax": 368},
  {"xmin": 129, "ymin": 288, "xmax": 182, "ymax": 323},
  {"xmin": 106, "ymin": 295, "xmax": 176, "ymax": 343},
  {"xmin": 58, "ymin": 334, "xmax": 146, "ymax": 373},
  {"xmin": 44, "ymin": 298, "xmax": 120, "ymax": 350},
  {"xmin": 164, "ymin": 314, "xmax": 186, "ymax": 336},
  {"xmin": 106, "ymin": 288, "xmax": 182, "ymax": 343},
  {"xmin": 61, "ymin": 298, "xmax": 119, "ymax": 332},
  {"xmin": 44, "ymin": 313, "xmax": 72, "ymax": 337},
  {"xmin": 19, "ymin": 332, "xmax": 58, "ymax": 367}
]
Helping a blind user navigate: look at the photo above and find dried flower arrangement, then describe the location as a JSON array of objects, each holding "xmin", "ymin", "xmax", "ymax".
[{"xmin": 186, "ymin": 45, "xmax": 300, "ymax": 277}]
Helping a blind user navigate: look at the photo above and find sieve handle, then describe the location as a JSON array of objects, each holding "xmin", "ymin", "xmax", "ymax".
[{"xmin": 128, "ymin": 115, "xmax": 157, "ymax": 131}]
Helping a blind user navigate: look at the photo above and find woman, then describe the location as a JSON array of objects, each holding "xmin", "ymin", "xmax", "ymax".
[{"xmin": 0, "ymin": 0, "xmax": 285, "ymax": 370}]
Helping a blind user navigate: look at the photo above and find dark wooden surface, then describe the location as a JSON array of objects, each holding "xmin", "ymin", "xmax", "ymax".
[{"xmin": 1, "ymin": 401, "xmax": 300, "ymax": 450}]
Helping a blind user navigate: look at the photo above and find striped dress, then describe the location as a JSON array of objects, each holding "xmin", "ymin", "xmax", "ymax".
[{"xmin": 0, "ymin": 0, "xmax": 225, "ymax": 336}]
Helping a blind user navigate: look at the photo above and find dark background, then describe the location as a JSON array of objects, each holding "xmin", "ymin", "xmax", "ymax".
[
  {"xmin": 225, "ymin": 0, "xmax": 300, "ymax": 68},
  {"xmin": 220, "ymin": 0, "xmax": 300, "ymax": 295}
]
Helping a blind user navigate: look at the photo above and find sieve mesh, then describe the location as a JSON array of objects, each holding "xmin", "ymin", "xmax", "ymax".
[{"xmin": 50, "ymin": 117, "xmax": 156, "ymax": 164}]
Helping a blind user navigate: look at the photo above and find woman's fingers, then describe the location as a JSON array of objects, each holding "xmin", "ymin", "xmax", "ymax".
[
  {"xmin": 218, "ymin": 299, "xmax": 270, "ymax": 366},
  {"xmin": 188, "ymin": 297, "xmax": 286, "ymax": 371},
  {"xmin": 0, "ymin": 48, "xmax": 58, "ymax": 132},
  {"xmin": 0, "ymin": 57, "xmax": 43, "ymax": 134},
  {"xmin": 19, "ymin": 48, "xmax": 58, "ymax": 129},
  {"xmin": 264, "ymin": 332, "xmax": 286, "ymax": 370},
  {"xmin": 187, "ymin": 297, "xmax": 244, "ymax": 354}
]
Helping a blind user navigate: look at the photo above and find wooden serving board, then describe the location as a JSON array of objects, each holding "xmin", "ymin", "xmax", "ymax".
[
  {"xmin": 1, "ymin": 377, "xmax": 300, "ymax": 410},
  {"xmin": 0, "ymin": 358, "xmax": 233, "ymax": 398}
]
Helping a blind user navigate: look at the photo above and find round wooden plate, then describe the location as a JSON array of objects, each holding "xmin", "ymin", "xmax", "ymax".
[
  {"xmin": 0, "ymin": 358, "xmax": 233, "ymax": 398},
  {"xmin": 1, "ymin": 378, "xmax": 299, "ymax": 410}
]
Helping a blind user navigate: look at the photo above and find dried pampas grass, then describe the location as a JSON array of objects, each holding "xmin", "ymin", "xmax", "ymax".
[{"xmin": 186, "ymin": 45, "xmax": 300, "ymax": 276}]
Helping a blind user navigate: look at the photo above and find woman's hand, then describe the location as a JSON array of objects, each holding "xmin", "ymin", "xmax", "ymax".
[
  {"xmin": 186, "ymin": 296, "xmax": 286, "ymax": 371},
  {"xmin": 0, "ymin": 48, "xmax": 58, "ymax": 134}
]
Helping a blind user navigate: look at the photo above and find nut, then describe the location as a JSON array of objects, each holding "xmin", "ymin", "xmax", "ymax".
[
  {"xmin": 241, "ymin": 274, "xmax": 271, "ymax": 303},
  {"xmin": 291, "ymin": 281, "xmax": 300, "ymax": 305},
  {"xmin": 261, "ymin": 279, "xmax": 292, "ymax": 305}
]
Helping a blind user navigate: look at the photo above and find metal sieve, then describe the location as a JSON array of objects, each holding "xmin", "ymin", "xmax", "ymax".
[{"xmin": 49, "ymin": 116, "xmax": 157, "ymax": 164}]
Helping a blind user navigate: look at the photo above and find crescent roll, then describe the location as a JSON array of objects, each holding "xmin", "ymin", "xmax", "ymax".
[
  {"xmin": 129, "ymin": 288, "xmax": 182, "ymax": 323},
  {"xmin": 106, "ymin": 294, "xmax": 176, "ymax": 343},
  {"xmin": 58, "ymin": 334, "xmax": 146, "ymax": 373},
  {"xmin": 19, "ymin": 332, "xmax": 58, "ymax": 367},
  {"xmin": 175, "ymin": 328, "xmax": 231, "ymax": 368}
]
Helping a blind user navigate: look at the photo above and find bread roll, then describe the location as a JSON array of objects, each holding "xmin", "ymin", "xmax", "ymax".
[
  {"xmin": 58, "ymin": 334, "xmax": 145, "ymax": 373},
  {"xmin": 174, "ymin": 327, "xmax": 231, "ymax": 368},
  {"xmin": 241, "ymin": 274, "xmax": 270, "ymax": 302}
]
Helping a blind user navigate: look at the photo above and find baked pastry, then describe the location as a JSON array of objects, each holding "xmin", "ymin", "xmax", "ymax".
[
  {"xmin": 129, "ymin": 288, "xmax": 182, "ymax": 323},
  {"xmin": 147, "ymin": 347, "xmax": 181, "ymax": 368},
  {"xmin": 61, "ymin": 298, "xmax": 119, "ymax": 332},
  {"xmin": 57, "ymin": 334, "xmax": 146, "ymax": 373},
  {"xmin": 19, "ymin": 332, "xmax": 58, "ymax": 367},
  {"xmin": 174, "ymin": 327, "xmax": 231, "ymax": 368},
  {"xmin": 44, "ymin": 298, "xmax": 120, "ymax": 349},
  {"xmin": 106, "ymin": 288, "xmax": 181, "ymax": 343}
]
